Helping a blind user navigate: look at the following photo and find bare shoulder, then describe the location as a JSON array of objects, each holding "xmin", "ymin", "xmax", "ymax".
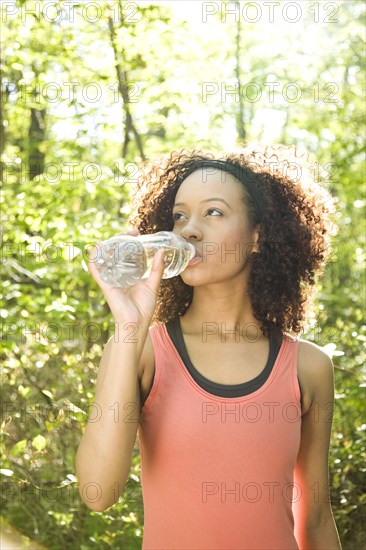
[
  {"xmin": 297, "ymin": 338, "xmax": 335, "ymax": 414},
  {"xmin": 298, "ymin": 338, "xmax": 334, "ymax": 373}
]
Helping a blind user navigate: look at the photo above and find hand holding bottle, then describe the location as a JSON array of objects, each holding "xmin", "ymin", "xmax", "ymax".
[
  {"xmin": 88, "ymin": 228, "xmax": 166, "ymax": 327},
  {"xmin": 94, "ymin": 230, "xmax": 195, "ymax": 287}
]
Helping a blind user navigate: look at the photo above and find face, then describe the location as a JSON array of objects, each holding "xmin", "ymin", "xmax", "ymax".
[{"xmin": 171, "ymin": 168, "xmax": 260, "ymax": 287}]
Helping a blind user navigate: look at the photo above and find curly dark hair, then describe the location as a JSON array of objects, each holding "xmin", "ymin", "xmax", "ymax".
[{"xmin": 128, "ymin": 144, "xmax": 338, "ymax": 338}]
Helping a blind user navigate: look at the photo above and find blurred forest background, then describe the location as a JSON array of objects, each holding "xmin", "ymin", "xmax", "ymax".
[{"xmin": 1, "ymin": 0, "xmax": 365, "ymax": 548}]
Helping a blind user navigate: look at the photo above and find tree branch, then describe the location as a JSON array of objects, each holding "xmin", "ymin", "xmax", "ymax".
[{"xmin": 107, "ymin": 12, "xmax": 146, "ymax": 161}]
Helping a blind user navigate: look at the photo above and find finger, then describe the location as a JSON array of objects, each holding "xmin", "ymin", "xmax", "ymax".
[
  {"xmin": 87, "ymin": 242, "xmax": 102, "ymax": 271},
  {"xmin": 87, "ymin": 242, "xmax": 110, "ymax": 286}
]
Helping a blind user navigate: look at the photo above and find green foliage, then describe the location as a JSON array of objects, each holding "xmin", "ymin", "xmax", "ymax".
[{"xmin": 1, "ymin": 1, "xmax": 365, "ymax": 548}]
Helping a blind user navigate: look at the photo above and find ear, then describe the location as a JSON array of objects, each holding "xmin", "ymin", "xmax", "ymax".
[{"xmin": 251, "ymin": 224, "xmax": 261, "ymax": 254}]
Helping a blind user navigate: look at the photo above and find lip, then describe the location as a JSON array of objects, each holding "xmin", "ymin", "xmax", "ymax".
[{"xmin": 187, "ymin": 255, "xmax": 202, "ymax": 266}]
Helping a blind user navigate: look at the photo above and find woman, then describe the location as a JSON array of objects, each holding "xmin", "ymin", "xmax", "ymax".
[{"xmin": 76, "ymin": 145, "xmax": 342, "ymax": 549}]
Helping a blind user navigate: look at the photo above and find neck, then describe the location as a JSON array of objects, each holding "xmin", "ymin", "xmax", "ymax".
[{"xmin": 181, "ymin": 282, "xmax": 265, "ymax": 343}]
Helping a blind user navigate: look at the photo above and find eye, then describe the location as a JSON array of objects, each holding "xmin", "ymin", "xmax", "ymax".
[
  {"xmin": 172, "ymin": 212, "xmax": 185, "ymax": 221},
  {"xmin": 206, "ymin": 208, "xmax": 223, "ymax": 216}
]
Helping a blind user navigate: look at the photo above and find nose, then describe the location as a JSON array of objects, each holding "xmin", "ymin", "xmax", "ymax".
[{"xmin": 177, "ymin": 218, "xmax": 203, "ymax": 242}]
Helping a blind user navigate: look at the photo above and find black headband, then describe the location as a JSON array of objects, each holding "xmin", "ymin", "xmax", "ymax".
[{"xmin": 180, "ymin": 159, "xmax": 265, "ymax": 222}]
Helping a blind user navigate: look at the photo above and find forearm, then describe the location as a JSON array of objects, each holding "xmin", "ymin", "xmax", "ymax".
[
  {"xmin": 76, "ymin": 324, "xmax": 147, "ymax": 511},
  {"xmin": 297, "ymin": 514, "xmax": 342, "ymax": 550}
]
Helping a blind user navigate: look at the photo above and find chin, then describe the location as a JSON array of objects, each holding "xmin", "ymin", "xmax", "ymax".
[
  {"xmin": 181, "ymin": 265, "xmax": 249, "ymax": 287},
  {"xmin": 180, "ymin": 272, "xmax": 207, "ymax": 287},
  {"xmin": 180, "ymin": 270, "xmax": 222, "ymax": 287}
]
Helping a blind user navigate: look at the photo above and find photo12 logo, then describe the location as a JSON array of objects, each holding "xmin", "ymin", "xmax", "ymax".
[
  {"xmin": 4, "ymin": 81, "xmax": 140, "ymax": 106},
  {"xmin": 201, "ymin": 2, "xmax": 339, "ymax": 24},
  {"xmin": 1, "ymin": 1, "xmax": 140, "ymax": 24},
  {"xmin": 2, "ymin": 160, "xmax": 141, "ymax": 185},
  {"xmin": 201, "ymin": 81, "xmax": 339, "ymax": 105}
]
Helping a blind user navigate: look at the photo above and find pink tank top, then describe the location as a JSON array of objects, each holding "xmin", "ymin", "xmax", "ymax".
[{"xmin": 137, "ymin": 321, "xmax": 302, "ymax": 550}]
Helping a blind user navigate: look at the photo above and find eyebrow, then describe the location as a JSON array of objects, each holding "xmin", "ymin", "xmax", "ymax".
[{"xmin": 173, "ymin": 198, "xmax": 232, "ymax": 211}]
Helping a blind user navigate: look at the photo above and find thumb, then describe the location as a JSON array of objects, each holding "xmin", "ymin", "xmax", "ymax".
[{"xmin": 145, "ymin": 249, "xmax": 166, "ymax": 293}]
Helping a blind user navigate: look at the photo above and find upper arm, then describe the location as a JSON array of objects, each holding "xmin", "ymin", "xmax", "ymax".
[
  {"xmin": 293, "ymin": 340, "xmax": 336, "ymax": 529},
  {"xmin": 136, "ymin": 329, "xmax": 156, "ymax": 410},
  {"xmin": 137, "ymin": 329, "xmax": 155, "ymax": 383},
  {"xmin": 102, "ymin": 329, "xmax": 155, "ymax": 410},
  {"xmin": 103, "ymin": 328, "xmax": 154, "ymax": 384}
]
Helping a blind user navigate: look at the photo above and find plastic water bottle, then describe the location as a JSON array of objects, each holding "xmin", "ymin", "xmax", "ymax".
[{"xmin": 93, "ymin": 231, "xmax": 196, "ymax": 287}]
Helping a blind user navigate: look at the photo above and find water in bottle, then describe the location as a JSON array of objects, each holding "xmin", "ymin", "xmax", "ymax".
[{"xmin": 94, "ymin": 231, "xmax": 196, "ymax": 287}]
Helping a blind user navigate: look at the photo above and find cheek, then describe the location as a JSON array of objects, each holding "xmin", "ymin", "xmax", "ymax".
[{"xmin": 207, "ymin": 231, "xmax": 250, "ymax": 266}]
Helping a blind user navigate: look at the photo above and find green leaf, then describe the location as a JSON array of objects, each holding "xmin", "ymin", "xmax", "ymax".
[
  {"xmin": 32, "ymin": 434, "xmax": 47, "ymax": 451},
  {"xmin": 42, "ymin": 389, "xmax": 53, "ymax": 400},
  {"xmin": 10, "ymin": 439, "xmax": 27, "ymax": 457}
]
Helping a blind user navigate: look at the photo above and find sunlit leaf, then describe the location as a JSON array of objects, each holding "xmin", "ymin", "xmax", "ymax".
[
  {"xmin": 32, "ymin": 435, "xmax": 47, "ymax": 451},
  {"xmin": 10, "ymin": 439, "xmax": 27, "ymax": 457},
  {"xmin": 0, "ymin": 469, "xmax": 14, "ymax": 476}
]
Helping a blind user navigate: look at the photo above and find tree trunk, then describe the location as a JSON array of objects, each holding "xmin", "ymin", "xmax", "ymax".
[
  {"xmin": 235, "ymin": 1, "xmax": 246, "ymax": 143},
  {"xmin": 0, "ymin": 65, "xmax": 7, "ymax": 181},
  {"xmin": 28, "ymin": 106, "xmax": 46, "ymax": 180}
]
